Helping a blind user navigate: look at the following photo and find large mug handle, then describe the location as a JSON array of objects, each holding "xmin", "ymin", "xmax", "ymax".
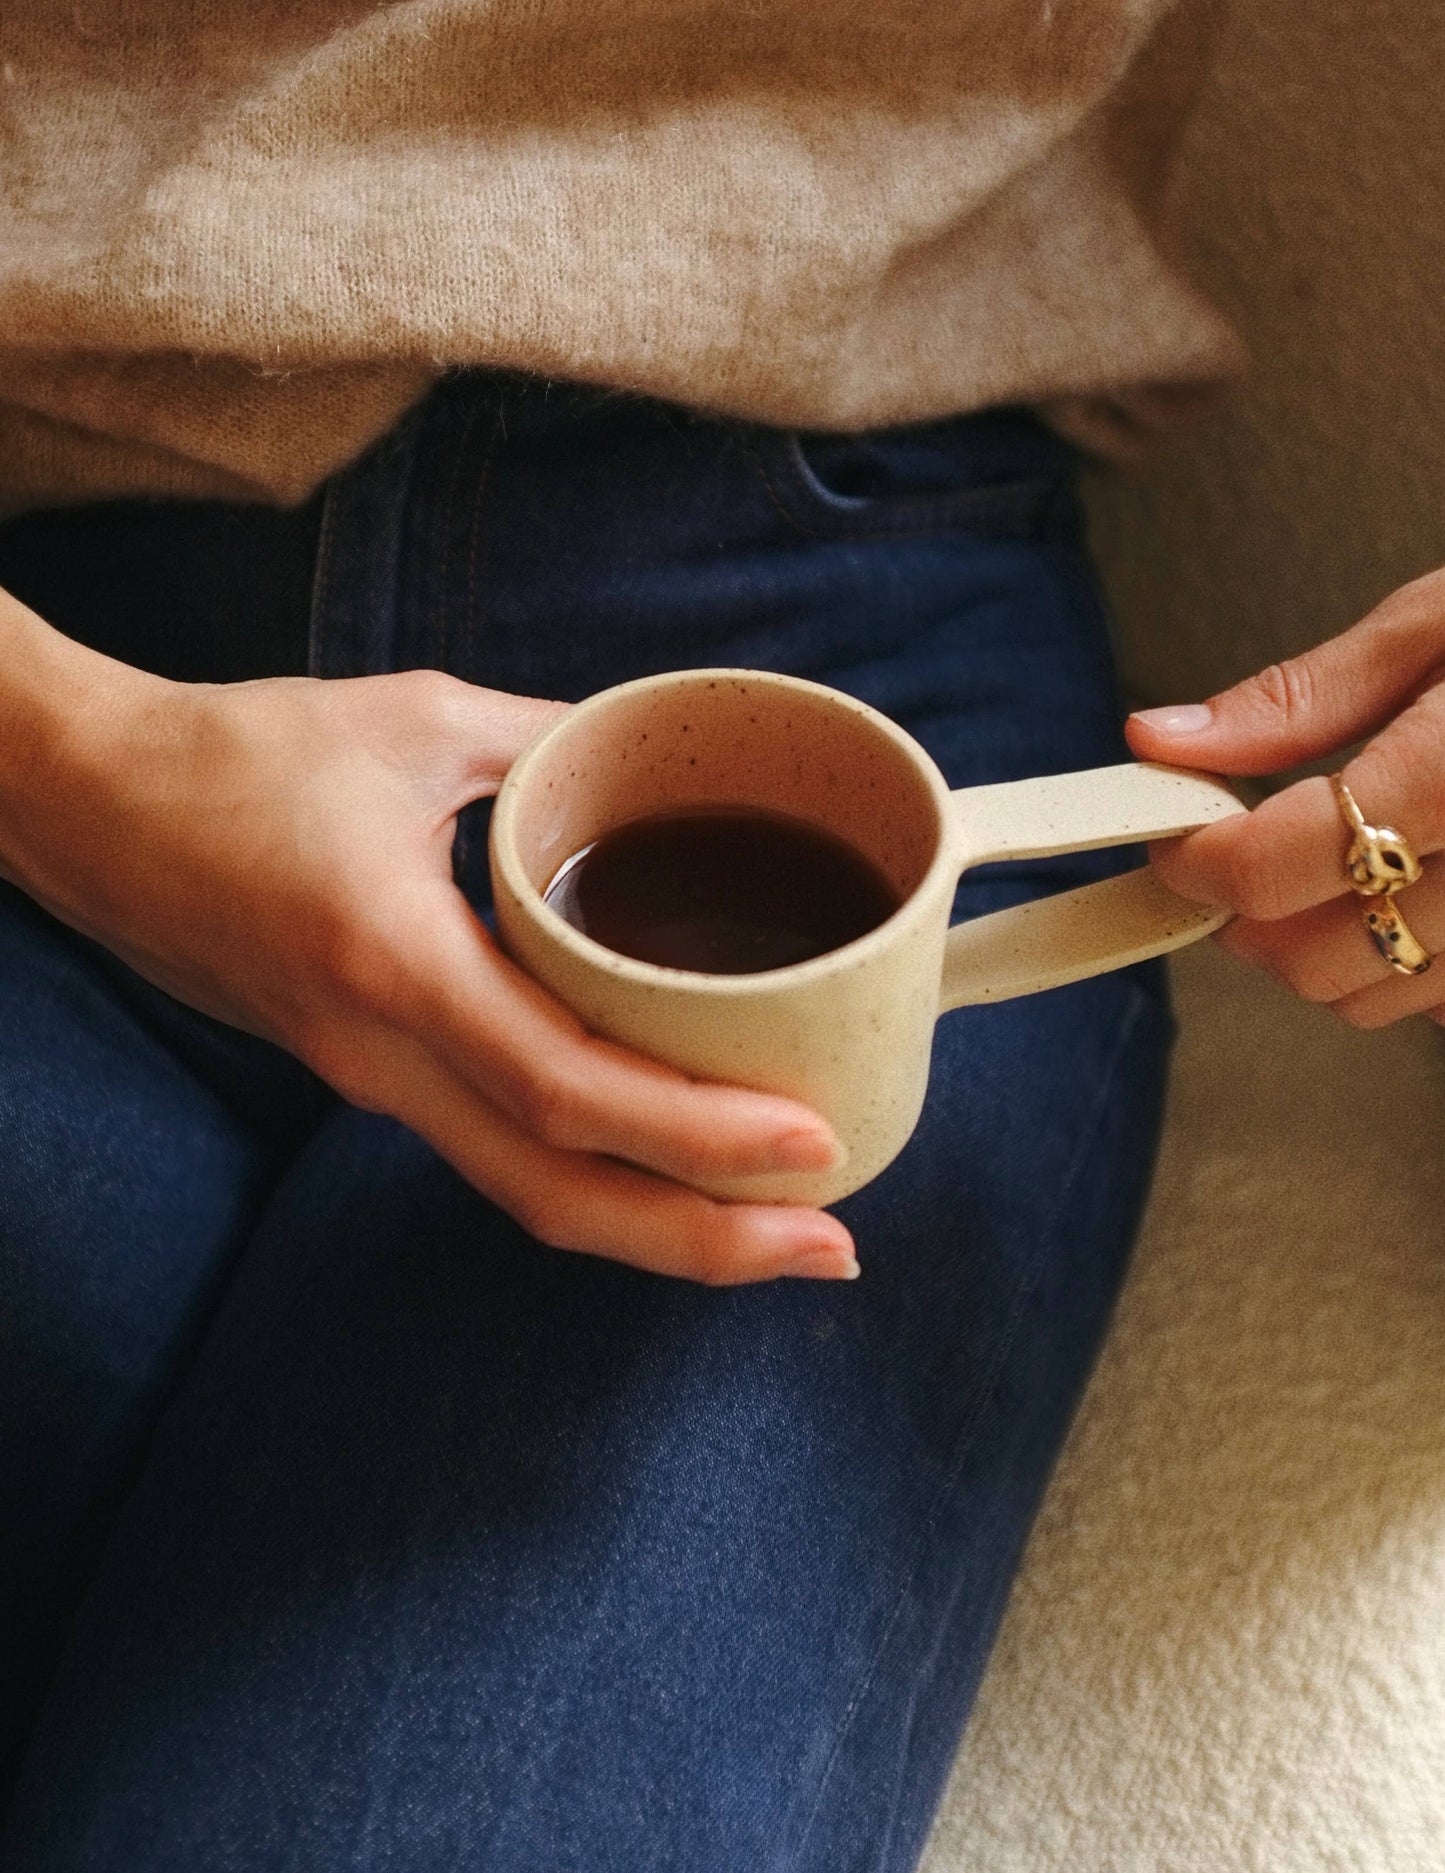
[{"xmin": 939, "ymin": 763, "xmax": 1247, "ymax": 1011}]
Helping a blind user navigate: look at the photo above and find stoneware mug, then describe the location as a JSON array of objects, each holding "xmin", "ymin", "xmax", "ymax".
[{"xmin": 490, "ymin": 668, "xmax": 1245, "ymax": 1206}]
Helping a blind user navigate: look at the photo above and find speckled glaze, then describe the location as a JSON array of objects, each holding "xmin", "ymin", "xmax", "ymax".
[{"xmin": 490, "ymin": 670, "xmax": 1245, "ymax": 1203}]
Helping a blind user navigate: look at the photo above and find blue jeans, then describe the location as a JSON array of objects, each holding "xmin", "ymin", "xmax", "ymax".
[{"xmin": 0, "ymin": 379, "xmax": 1171, "ymax": 1871}]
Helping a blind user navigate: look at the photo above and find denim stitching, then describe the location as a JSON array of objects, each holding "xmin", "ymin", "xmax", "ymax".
[
  {"xmin": 462, "ymin": 411, "xmax": 503, "ymax": 679},
  {"xmin": 740, "ymin": 430, "xmax": 830, "ymax": 540},
  {"xmin": 741, "ymin": 429, "xmax": 1057, "ymax": 545},
  {"xmin": 790, "ymin": 984, "xmax": 1151, "ymax": 1872},
  {"xmin": 776, "ymin": 433, "xmax": 1052, "ymax": 533},
  {"xmin": 434, "ymin": 390, "xmax": 503, "ymax": 888},
  {"xmin": 436, "ymin": 393, "xmax": 486, "ymax": 679},
  {"xmin": 311, "ymin": 402, "xmax": 429, "ymax": 680},
  {"xmin": 306, "ymin": 470, "xmax": 342, "ymax": 679}
]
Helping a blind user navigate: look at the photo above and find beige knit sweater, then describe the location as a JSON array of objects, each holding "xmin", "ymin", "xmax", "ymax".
[{"xmin": 0, "ymin": 0, "xmax": 1244, "ymax": 514}]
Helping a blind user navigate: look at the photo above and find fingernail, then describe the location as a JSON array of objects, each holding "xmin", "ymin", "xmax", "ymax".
[
  {"xmin": 768, "ymin": 1128, "xmax": 846, "ymax": 1174},
  {"xmin": 783, "ymin": 1245, "xmax": 860, "ymax": 1281},
  {"xmin": 1130, "ymin": 702, "xmax": 1213, "ymax": 735}
]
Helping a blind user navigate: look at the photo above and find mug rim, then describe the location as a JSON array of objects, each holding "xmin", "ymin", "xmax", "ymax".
[{"xmin": 490, "ymin": 668, "xmax": 960, "ymax": 996}]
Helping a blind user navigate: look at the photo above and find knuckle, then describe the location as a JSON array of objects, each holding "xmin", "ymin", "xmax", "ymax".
[
  {"xmin": 1288, "ymin": 963, "xmax": 1349, "ymax": 1004},
  {"xmin": 511, "ymin": 1059, "xmax": 593, "ymax": 1151},
  {"xmin": 671, "ymin": 1122, "xmax": 756, "ymax": 1182},
  {"xmin": 333, "ymin": 1070, "xmax": 390, "ymax": 1115},
  {"xmin": 1289, "ymin": 961, "xmax": 1352, "ymax": 1005},
  {"xmin": 378, "ymin": 667, "xmax": 477, "ymax": 744},
  {"xmin": 293, "ymin": 1020, "xmax": 381, "ymax": 1110},
  {"xmin": 508, "ymin": 1184, "xmax": 583, "ymax": 1250},
  {"xmin": 681, "ymin": 1210, "xmax": 749, "ymax": 1287},
  {"xmin": 395, "ymin": 666, "xmax": 462, "ymax": 716},
  {"xmin": 515, "ymin": 1202, "xmax": 569, "ymax": 1250},
  {"xmin": 313, "ymin": 915, "xmax": 401, "ymax": 1018},
  {"xmin": 1249, "ymin": 657, "xmax": 1316, "ymax": 730},
  {"xmin": 306, "ymin": 886, "xmax": 431, "ymax": 1023},
  {"xmin": 708, "ymin": 1141, "xmax": 763, "ymax": 1182},
  {"xmin": 287, "ymin": 1015, "xmax": 336, "ymax": 1086}
]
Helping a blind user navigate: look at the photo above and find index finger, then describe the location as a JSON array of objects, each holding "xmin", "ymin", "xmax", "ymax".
[{"xmin": 1148, "ymin": 684, "xmax": 1445, "ymax": 922}]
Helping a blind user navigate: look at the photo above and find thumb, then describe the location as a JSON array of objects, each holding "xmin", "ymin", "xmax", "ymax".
[{"xmin": 1125, "ymin": 569, "xmax": 1445, "ymax": 777}]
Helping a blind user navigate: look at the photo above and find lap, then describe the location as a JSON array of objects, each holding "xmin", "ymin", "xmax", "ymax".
[
  {"xmin": 0, "ymin": 884, "xmax": 286, "ymax": 1781},
  {"xmin": 4, "ymin": 969, "xmax": 1168, "ymax": 1871},
  {"xmin": 3, "ymin": 381, "xmax": 1171, "ymax": 1868}
]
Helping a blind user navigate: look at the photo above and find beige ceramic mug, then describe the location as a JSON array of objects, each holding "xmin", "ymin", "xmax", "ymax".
[{"xmin": 490, "ymin": 668, "xmax": 1244, "ymax": 1207}]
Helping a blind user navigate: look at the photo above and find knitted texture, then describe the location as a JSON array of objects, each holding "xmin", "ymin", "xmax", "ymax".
[{"xmin": 0, "ymin": 0, "xmax": 1242, "ymax": 511}]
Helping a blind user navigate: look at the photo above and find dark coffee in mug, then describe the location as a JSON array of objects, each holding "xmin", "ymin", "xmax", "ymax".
[{"xmin": 542, "ymin": 806, "xmax": 902, "ymax": 974}]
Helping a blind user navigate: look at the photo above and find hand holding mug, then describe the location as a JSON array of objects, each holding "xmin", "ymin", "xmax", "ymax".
[
  {"xmin": 1127, "ymin": 568, "xmax": 1445, "ymax": 1028},
  {"xmin": 0, "ymin": 589, "xmax": 855, "ymax": 1287}
]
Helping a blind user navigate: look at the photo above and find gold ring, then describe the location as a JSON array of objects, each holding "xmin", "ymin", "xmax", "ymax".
[
  {"xmin": 1330, "ymin": 773, "xmax": 1432, "ymax": 977},
  {"xmin": 1329, "ymin": 773, "xmax": 1423, "ymax": 894},
  {"xmin": 1362, "ymin": 899, "xmax": 1433, "ymax": 976}
]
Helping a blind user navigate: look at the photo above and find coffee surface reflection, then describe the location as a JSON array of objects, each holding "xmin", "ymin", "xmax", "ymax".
[{"xmin": 543, "ymin": 807, "xmax": 901, "ymax": 975}]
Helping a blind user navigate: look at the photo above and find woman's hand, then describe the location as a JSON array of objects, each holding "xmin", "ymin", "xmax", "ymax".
[
  {"xmin": 0, "ymin": 588, "xmax": 855, "ymax": 1284},
  {"xmin": 1125, "ymin": 567, "xmax": 1445, "ymax": 1030}
]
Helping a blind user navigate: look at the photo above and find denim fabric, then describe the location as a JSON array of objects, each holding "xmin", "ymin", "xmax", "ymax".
[{"xmin": 0, "ymin": 377, "xmax": 1172, "ymax": 1872}]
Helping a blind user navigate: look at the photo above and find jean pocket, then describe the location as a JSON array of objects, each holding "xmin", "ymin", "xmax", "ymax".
[{"xmin": 742, "ymin": 410, "xmax": 1078, "ymax": 544}]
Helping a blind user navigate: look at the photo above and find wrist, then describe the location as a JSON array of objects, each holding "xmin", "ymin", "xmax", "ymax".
[{"xmin": 0, "ymin": 587, "xmax": 170, "ymax": 899}]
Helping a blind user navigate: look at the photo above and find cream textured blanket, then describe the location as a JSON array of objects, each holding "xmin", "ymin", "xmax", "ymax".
[
  {"xmin": 925, "ymin": 939, "xmax": 1445, "ymax": 1872},
  {"xmin": 0, "ymin": 0, "xmax": 1241, "ymax": 512}
]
